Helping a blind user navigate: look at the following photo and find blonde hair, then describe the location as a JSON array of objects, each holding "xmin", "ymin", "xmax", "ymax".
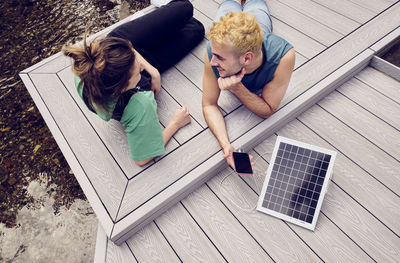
[{"xmin": 208, "ymin": 12, "xmax": 264, "ymax": 55}]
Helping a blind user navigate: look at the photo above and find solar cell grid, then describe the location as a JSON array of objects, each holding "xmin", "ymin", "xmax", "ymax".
[{"xmin": 257, "ymin": 136, "xmax": 336, "ymax": 230}]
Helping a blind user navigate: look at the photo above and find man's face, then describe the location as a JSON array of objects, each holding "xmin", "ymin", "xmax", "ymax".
[{"xmin": 210, "ymin": 41, "xmax": 244, "ymax": 78}]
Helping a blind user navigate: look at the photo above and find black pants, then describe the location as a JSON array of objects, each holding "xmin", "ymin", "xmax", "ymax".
[{"xmin": 108, "ymin": 0, "xmax": 205, "ymax": 73}]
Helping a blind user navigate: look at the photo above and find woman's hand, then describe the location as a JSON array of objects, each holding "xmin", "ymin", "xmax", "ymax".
[
  {"xmin": 171, "ymin": 106, "xmax": 191, "ymax": 128},
  {"xmin": 133, "ymin": 48, "xmax": 161, "ymax": 95},
  {"xmin": 151, "ymin": 69, "xmax": 161, "ymax": 96}
]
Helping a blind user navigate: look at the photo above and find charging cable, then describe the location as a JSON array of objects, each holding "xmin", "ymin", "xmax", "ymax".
[{"xmin": 219, "ymin": 151, "xmax": 271, "ymax": 213}]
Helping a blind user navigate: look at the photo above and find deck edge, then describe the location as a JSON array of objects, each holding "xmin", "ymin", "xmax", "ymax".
[{"xmin": 19, "ymin": 73, "xmax": 115, "ymax": 236}]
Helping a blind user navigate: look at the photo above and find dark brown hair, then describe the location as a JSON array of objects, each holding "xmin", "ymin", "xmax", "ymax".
[{"xmin": 63, "ymin": 34, "xmax": 135, "ymax": 112}]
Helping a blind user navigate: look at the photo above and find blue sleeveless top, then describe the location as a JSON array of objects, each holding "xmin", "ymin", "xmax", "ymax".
[{"xmin": 207, "ymin": 34, "xmax": 293, "ymax": 93}]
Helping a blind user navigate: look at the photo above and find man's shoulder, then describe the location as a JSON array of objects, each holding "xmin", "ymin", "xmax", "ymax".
[{"xmin": 263, "ymin": 33, "xmax": 291, "ymax": 47}]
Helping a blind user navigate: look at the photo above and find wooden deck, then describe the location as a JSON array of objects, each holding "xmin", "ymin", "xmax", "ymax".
[{"xmin": 19, "ymin": 0, "xmax": 400, "ymax": 261}]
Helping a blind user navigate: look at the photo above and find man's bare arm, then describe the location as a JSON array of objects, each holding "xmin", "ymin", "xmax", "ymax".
[
  {"xmin": 202, "ymin": 53, "xmax": 237, "ymax": 167},
  {"xmin": 202, "ymin": 53, "xmax": 230, "ymax": 149},
  {"xmin": 227, "ymin": 49, "xmax": 296, "ymax": 118}
]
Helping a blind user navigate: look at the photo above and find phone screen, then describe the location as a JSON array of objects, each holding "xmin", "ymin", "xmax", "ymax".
[{"xmin": 232, "ymin": 152, "xmax": 253, "ymax": 174}]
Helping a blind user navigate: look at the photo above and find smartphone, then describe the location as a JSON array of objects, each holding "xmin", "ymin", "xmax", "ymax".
[{"xmin": 232, "ymin": 152, "xmax": 253, "ymax": 175}]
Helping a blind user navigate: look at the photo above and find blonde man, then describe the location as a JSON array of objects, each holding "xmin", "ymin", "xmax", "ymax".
[{"xmin": 202, "ymin": 0, "xmax": 295, "ymax": 168}]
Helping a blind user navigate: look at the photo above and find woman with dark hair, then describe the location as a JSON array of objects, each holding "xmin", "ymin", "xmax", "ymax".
[{"xmin": 64, "ymin": 0, "xmax": 204, "ymax": 166}]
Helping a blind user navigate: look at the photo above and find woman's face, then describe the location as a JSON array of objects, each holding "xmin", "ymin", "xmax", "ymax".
[{"xmin": 125, "ymin": 58, "xmax": 142, "ymax": 91}]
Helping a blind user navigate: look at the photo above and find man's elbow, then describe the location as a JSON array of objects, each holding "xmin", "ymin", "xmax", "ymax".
[
  {"xmin": 258, "ymin": 100, "xmax": 278, "ymax": 119},
  {"xmin": 258, "ymin": 109, "xmax": 275, "ymax": 119}
]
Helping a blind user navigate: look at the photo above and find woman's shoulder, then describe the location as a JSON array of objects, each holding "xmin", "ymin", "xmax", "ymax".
[{"xmin": 120, "ymin": 91, "xmax": 157, "ymax": 124}]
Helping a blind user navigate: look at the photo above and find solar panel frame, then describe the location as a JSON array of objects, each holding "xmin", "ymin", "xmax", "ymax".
[{"xmin": 256, "ymin": 136, "xmax": 336, "ymax": 231}]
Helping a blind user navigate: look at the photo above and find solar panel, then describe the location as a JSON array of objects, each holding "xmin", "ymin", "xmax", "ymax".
[{"xmin": 257, "ymin": 136, "xmax": 336, "ymax": 230}]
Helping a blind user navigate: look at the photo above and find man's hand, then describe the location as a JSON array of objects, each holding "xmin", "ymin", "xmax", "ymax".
[
  {"xmin": 217, "ymin": 68, "xmax": 246, "ymax": 91},
  {"xmin": 223, "ymin": 144, "xmax": 255, "ymax": 173},
  {"xmin": 222, "ymin": 143, "xmax": 236, "ymax": 169}
]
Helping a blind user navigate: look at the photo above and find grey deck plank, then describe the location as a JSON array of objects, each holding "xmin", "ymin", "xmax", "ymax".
[
  {"xmin": 322, "ymin": 184, "xmax": 400, "ymax": 262},
  {"xmin": 311, "ymin": 0, "xmax": 376, "ymax": 23},
  {"xmin": 175, "ymin": 51, "xmax": 241, "ymax": 114},
  {"xmin": 277, "ymin": 0, "xmax": 359, "ymax": 35},
  {"xmin": 283, "ymin": 2, "xmax": 400, "ymax": 106},
  {"xmin": 318, "ymin": 90, "xmax": 400, "ymax": 161},
  {"xmin": 29, "ymin": 73, "xmax": 126, "ymax": 220},
  {"xmin": 297, "ymin": 105, "xmax": 400, "ymax": 195},
  {"xmin": 207, "ymin": 168, "xmax": 323, "ymax": 263},
  {"xmin": 193, "ymin": 0, "xmax": 322, "ymax": 64},
  {"xmin": 106, "ymin": 242, "xmax": 137, "ymax": 263},
  {"xmin": 250, "ymin": 145, "xmax": 374, "ymax": 263},
  {"xmin": 181, "ymin": 185, "xmax": 274, "ymax": 262},
  {"xmin": 155, "ymin": 86, "xmax": 203, "ymax": 144},
  {"xmin": 336, "ymin": 78, "xmax": 400, "ymax": 131},
  {"xmin": 155, "ymin": 203, "xmax": 226, "ymax": 262},
  {"xmin": 117, "ymin": 128, "xmax": 221, "ymax": 221},
  {"xmin": 355, "ymin": 66, "xmax": 400, "ymax": 104},
  {"xmin": 126, "ymin": 222, "xmax": 180, "ymax": 263},
  {"xmin": 23, "ymin": 2, "xmax": 400, "ymax": 262},
  {"xmin": 271, "ymin": 17, "xmax": 326, "ymax": 59},
  {"xmin": 58, "ymin": 67, "xmax": 152, "ymax": 176},
  {"xmin": 253, "ymin": 120, "xmax": 400, "ymax": 261},
  {"xmin": 259, "ymin": 119, "xmax": 400, "ymax": 237},
  {"xmin": 347, "ymin": 0, "xmax": 395, "ymax": 13},
  {"xmin": 94, "ymin": 224, "xmax": 108, "ymax": 263},
  {"xmin": 161, "ymin": 67, "xmax": 206, "ymax": 128},
  {"xmin": 268, "ymin": 0, "xmax": 342, "ymax": 46}
]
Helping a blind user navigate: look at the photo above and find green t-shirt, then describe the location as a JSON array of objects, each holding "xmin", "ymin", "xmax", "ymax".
[{"xmin": 75, "ymin": 76, "xmax": 164, "ymax": 161}]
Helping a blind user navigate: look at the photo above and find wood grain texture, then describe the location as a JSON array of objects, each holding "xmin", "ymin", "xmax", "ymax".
[
  {"xmin": 126, "ymin": 222, "xmax": 180, "ymax": 263},
  {"xmin": 268, "ymin": 0, "xmax": 342, "ymax": 46},
  {"xmin": 31, "ymin": 54, "xmax": 71, "ymax": 74},
  {"xmin": 318, "ymin": 90, "xmax": 400, "ymax": 161},
  {"xmin": 21, "ymin": 52, "xmax": 65, "ymax": 74},
  {"xmin": 370, "ymin": 56, "xmax": 400, "ymax": 81},
  {"xmin": 117, "ymin": 129, "xmax": 221, "ymax": 220},
  {"xmin": 155, "ymin": 86, "xmax": 203, "ymax": 144},
  {"xmin": 20, "ymin": 74, "xmax": 116, "ymax": 235},
  {"xmin": 283, "ymin": 3, "xmax": 400, "ymax": 107},
  {"xmin": 94, "ymin": 223, "xmax": 108, "ymax": 263},
  {"xmin": 370, "ymin": 27, "xmax": 400, "ymax": 54},
  {"xmin": 323, "ymin": 184, "xmax": 400, "ymax": 262},
  {"xmin": 336, "ymin": 78, "xmax": 400, "ymax": 130},
  {"xmin": 193, "ymin": 7, "xmax": 213, "ymax": 34},
  {"xmin": 262, "ymin": 119, "xmax": 400, "ymax": 236},
  {"xmin": 271, "ymin": 17, "xmax": 326, "ymax": 59},
  {"xmin": 207, "ymin": 168, "xmax": 322, "ymax": 263},
  {"xmin": 111, "ymin": 143, "xmax": 226, "ymax": 244},
  {"xmin": 311, "ymin": 0, "xmax": 376, "ymax": 23},
  {"xmin": 155, "ymin": 203, "xmax": 226, "ymax": 262},
  {"xmin": 182, "ymin": 184, "xmax": 274, "ymax": 262},
  {"xmin": 29, "ymin": 73, "xmax": 126, "ymax": 220},
  {"xmin": 346, "ymin": 0, "xmax": 394, "ymax": 13},
  {"xmin": 253, "ymin": 128, "xmax": 400, "ymax": 262},
  {"xmin": 175, "ymin": 52, "xmax": 242, "ymax": 114},
  {"xmin": 106, "ymin": 242, "xmax": 137, "ymax": 263},
  {"xmin": 277, "ymin": 0, "xmax": 359, "ymax": 35},
  {"xmin": 58, "ymin": 67, "xmax": 151, "ymax": 177},
  {"xmin": 355, "ymin": 66, "xmax": 400, "ymax": 104},
  {"xmin": 246, "ymin": 148, "xmax": 374, "ymax": 263},
  {"xmin": 297, "ymin": 105, "xmax": 400, "ymax": 195},
  {"xmin": 161, "ymin": 67, "xmax": 206, "ymax": 127},
  {"xmin": 192, "ymin": 0, "xmax": 219, "ymax": 21}
]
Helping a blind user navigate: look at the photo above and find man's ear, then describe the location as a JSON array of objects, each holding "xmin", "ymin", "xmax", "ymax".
[{"xmin": 243, "ymin": 51, "xmax": 254, "ymax": 65}]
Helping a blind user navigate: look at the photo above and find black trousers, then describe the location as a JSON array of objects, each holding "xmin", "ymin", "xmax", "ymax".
[{"xmin": 108, "ymin": 0, "xmax": 205, "ymax": 73}]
